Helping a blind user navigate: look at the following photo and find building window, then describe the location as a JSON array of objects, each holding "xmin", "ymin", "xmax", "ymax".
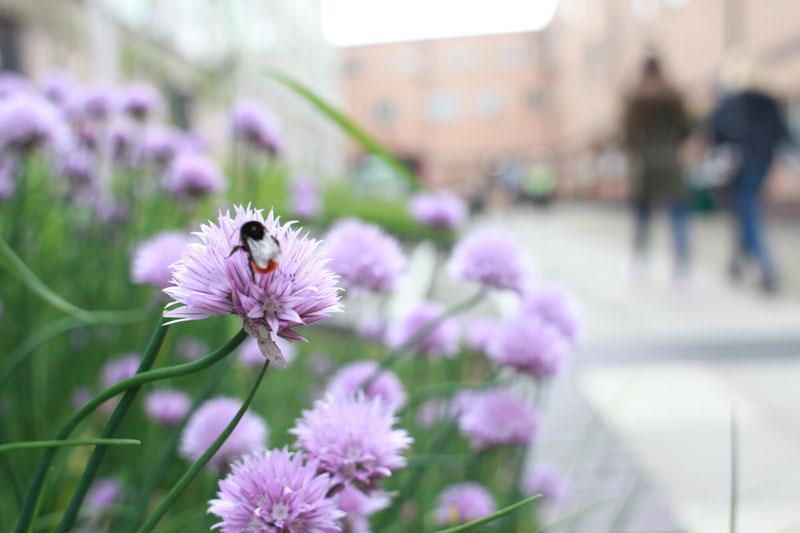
[
  {"xmin": 526, "ymin": 88, "xmax": 549, "ymax": 111},
  {"xmin": 344, "ymin": 56, "xmax": 364, "ymax": 77},
  {"xmin": 446, "ymin": 47, "xmax": 474, "ymax": 71},
  {"xmin": 392, "ymin": 50, "xmax": 422, "ymax": 76},
  {"xmin": 0, "ymin": 16, "xmax": 22, "ymax": 72},
  {"xmin": 425, "ymin": 92, "xmax": 460, "ymax": 123},
  {"xmin": 476, "ymin": 88, "xmax": 505, "ymax": 118},
  {"xmin": 500, "ymin": 43, "xmax": 530, "ymax": 66},
  {"xmin": 371, "ymin": 99, "xmax": 398, "ymax": 125}
]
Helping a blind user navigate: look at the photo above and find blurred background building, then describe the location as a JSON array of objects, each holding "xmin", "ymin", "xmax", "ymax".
[
  {"xmin": 344, "ymin": 0, "xmax": 800, "ymax": 207},
  {"xmin": 0, "ymin": 0, "xmax": 345, "ymax": 173}
]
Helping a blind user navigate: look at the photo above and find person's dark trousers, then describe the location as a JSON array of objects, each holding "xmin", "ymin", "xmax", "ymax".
[
  {"xmin": 730, "ymin": 159, "xmax": 776, "ymax": 288},
  {"xmin": 633, "ymin": 197, "xmax": 689, "ymax": 277}
]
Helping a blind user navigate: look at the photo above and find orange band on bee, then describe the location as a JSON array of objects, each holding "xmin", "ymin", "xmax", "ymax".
[{"xmin": 252, "ymin": 260, "xmax": 279, "ymax": 274}]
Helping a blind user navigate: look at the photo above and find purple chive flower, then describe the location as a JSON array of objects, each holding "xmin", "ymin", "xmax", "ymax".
[
  {"xmin": 86, "ymin": 478, "xmax": 123, "ymax": 515},
  {"xmin": 290, "ymin": 177, "xmax": 322, "ymax": 220},
  {"xmin": 140, "ymin": 125, "xmax": 182, "ymax": 166},
  {"xmin": 434, "ymin": 482, "xmax": 496, "ymax": 527},
  {"xmin": 164, "ymin": 204, "xmax": 342, "ymax": 345},
  {"xmin": 385, "ymin": 301, "xmax": 460, "ymax": 358},
  {"xmin": 324, "ymin": 218, "xmax": 406, "ymax": 293},
  {"xmin": 60, "ymin": 148, "xmax": 94, "ymax": 183},
  {"xmin": 447, "ymin": 229, "xmax": 529, "ymax": 293},
  {"xmin": 41, "ymin": 72, "xmax": 77, "ymax": 108},
  {"xmin": 327, "ymin": 361, "xmax": 407, "ymax": 413},
  {"xmin": 82, "ymin": 84, "xmax": 117, "ymax": 119},
  {"xmin": 291, "ymin": 392, "xmax": 412, "ymax": 492},
  {"xmin": 144, "ymin": 389, "xmax": 191, "ymax": 426},
  {"xmin": 337, "ymin": 485, "xmax": 391, "ymax": 533},
  {"xmin": 0, "ymin": 158, "xmax": 15, "ymax": 199},
  {"xmin": 458, "ymin": 388, "xmax": 539, "ymax": 449},
  {"xmin": 107, "ymin": 117, "xmax": 137, "ymax": 164},
  {"xmin": 100, "ymin": 354, "xmax": 141, "ymax": 389},
  {"xmin": 522, "ymin": 464, "xmax": 566, "ymax": 504},
  {"xmin": 519, "ymin": 283, "xmax": 582, "ymax": 344},
  {"xmin": 238, "ymin": 336, "xmax": 297, "ymax": 368},
  {"xmin": 208, "ymin": 447, "xmax": 344, "ymax": 533},
  {"xmin": 0, "ymin": 72, "xmax": 31, "ymax": 98},
  {"xmin": 0, "ymin": 92, "xmax": 71, "ymax": 154},
  {"xmin": 232, "ymin": 101, "xmax": 284, "ymax": 155},
  {"xmin": 131, "ymin": 231, "xmax": 192, "ymax": 290},
  {"xmin": 176, "ymin": 336, "xmax": 209, "ymax": 362},
  {"xmin": 119, "ymin": 82, "xmax": 161, "ymax": 120},
  {"xmin": 161, "ymin": 150, "xmax": 226, "ymax": 197},
  {"xmin": 408, "ymin": 190, "xmax": 467, "ymax": 229},
  {"xmin": 463, "ymin": 317, "xmax": 500, "ymax": 354},
  {"xmin": 179, "ymin": 396, "xmax": 268, "ymax": 471},
  {"xmin": 486, "ymin": 315, "xmax": 569, "ymax": 381}
]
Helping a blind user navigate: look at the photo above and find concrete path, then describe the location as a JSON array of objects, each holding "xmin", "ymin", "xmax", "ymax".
[{"xmin": 481, "ymin": 204, "xmax": 800, "ymax": 532}]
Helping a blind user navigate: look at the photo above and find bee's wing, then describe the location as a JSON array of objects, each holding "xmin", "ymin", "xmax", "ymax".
[{"xmin": 246, "ymin": 235, "xmax": 281, "ymax": 269}]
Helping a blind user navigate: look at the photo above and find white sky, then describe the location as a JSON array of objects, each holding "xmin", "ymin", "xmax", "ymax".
[{"xmin": 321, "ymin": 0, "xmax": 561, "ymax": 47}]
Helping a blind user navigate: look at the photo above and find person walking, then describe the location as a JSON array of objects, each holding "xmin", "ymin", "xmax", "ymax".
[
  {"xmin": 711, "ymin": 55, "xmax": 793, "ymax": 294},
  {"xmin": 624, "ymin": 55, "xmax": 692, "ymax": 283}
]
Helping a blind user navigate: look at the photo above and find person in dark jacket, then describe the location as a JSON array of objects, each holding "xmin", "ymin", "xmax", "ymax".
[
  {"xmin": 711, "ymin": 59, "xmax": 793, "ymax": 293},
  {"xmin": 624, "ymin": 56, "xmax": 691, "ymax": 281}
]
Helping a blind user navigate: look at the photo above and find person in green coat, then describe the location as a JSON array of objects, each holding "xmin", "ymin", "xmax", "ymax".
[{"xmin": 624, "ymin": 55, "xmax": 692, "ymax": 281}]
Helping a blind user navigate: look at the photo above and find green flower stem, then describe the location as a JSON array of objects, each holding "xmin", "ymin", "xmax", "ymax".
[
  {"xmin": 27, "ymin": 467, "xmax": 54, "ymax": 533},
  {"xmin": 0, "ymin": 439, "xmax": 141, "ymax": 454},
  {"xmin": 430, "ymin": 494, "xmax": 541, "ymax": 533},
  {"xmin": 55, "ymin": 317, "xmax": 171, "ymax": 533},
  {"xmin": 135, "ymin": 358, "xmax": 271, "ymax": 533},
  {"xmin": 365, "ymin": 289, "xmax": 487, "ymax": 389},
  {"xmin": 0, "ymin": 234, "xmax": 149, "ymax": 325},
  {"xmin": 14, "ymin": 328, "xmax": 248, "ymax": 533},
  {"xmin": 119, "ymin": 356, "xmax": 234, "ymax": 533}
]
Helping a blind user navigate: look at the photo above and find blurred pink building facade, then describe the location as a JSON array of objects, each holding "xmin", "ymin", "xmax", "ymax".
[{"xmin": 344, "ymin": 0, "xmax": 800, "ymax": 206}]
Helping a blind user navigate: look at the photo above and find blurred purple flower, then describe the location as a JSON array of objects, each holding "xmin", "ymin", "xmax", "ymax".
[
  {"xmin": 41, "ymin": 72, "xmax": 76, "ymax": 108},
  {"xmin": 0, "ymin": 72, "xmax": 31, "ymax": 98},
  {"xmin": 164, "ymin": 205, "xmax": 342, "ymax": 344},
  {"xmin": 447, "ymin": 228, "xmax": 529, "ymax": 293},
  {"xmin": 82, "ymin": 84, "xmax": 117, "ymax": 119},
  {"xmin": 487, "ymin": 315, "xmax": 569, "ymax": 381},
  {"xmin": 522, "ymin": 464, "xmax": 566, "ymax": 504},
  {"xmin": 208, "ymin": 447, "xmax": 343, "ymax": 532},
  {"xmin": 0, "ymin": 158, "xmax": 15, "ymax": 199},
  {"xmin": 238, "ymin": 336, "xmax": 296, "ymax": 368},
  {"xmin": 463, "ymin": 317, "xmax": 500, "ymax": 354},
  {"xmin": 71, "ymin": 386, "xmax": 93, "ymax": 410},
  {"xmin": 119, "ymin": 82, "xmax": 161, "ymax": 120},
  {"xmin": 434, "ymin": 482, "xmax": 496, "ymax": 527},
  {"xmin": 176, "ymin": 336, "xmax": 208, "ymax": 362},
  {"xmin": 60, "ymin": 148, "xmax": 94, "ymax": 183},
  {"xmin": 0, "ymin": 92, "xmax": 71, "ymax": 154},
  {"xmin": 179, "ymin": 396, "xmax": 268, "ymax": 471},
  {"xmin": 337, "ymin": 485, "xmax": 390, "ymax": 533},
  {"xmin": 144, "ymin": 389, "xmax": 191, "ymax": 426},
  {"xmin": 140, "ymin": 125, "xmax": 181, "ymax": 166},
  {"xmin": 326, "ymin": 360, "xmax": 407, "ymax": 413},
  {"xmin": 458, "ymin": 388, "xmax": 539, "ymax": 449},
  {"xmin": 131, "ymin": 231, "xmax": 191, "ymax": 289},
  {"xmin": 291, "ymin": 392, "xmax": 412, "ymax": 492},
  {"xmin": 290, "ymin": 177, "xmax": 322, "ymax": 219},
  {"xmin": 161, "ymin": 150, "xmax": 226, "ymax": 197},
  {"xmin": 100, "ymin": 354, "xmax": 141, "ymax": 389},
  {"xmin": 86, "ymin": 478, "xmax": 122, "ymax": 514},
  {"xmin": 324, "ymin": 218, "xmax": 406, "ymax": 293},
  {"xmin": 232, "ymin": 101, "xmax": 284, "ymax": 155},
  {"xmin": 385, "ymin": 301, "xmax": 460, "ymax": 358},
  {"xmin": 408, "ymin": 190, "xmax": 467, "ymax": 229},
  {"xmin": 519, "ymin": 283, "xmax": 582, "ymax": 344},
  {"xmin": 106, "ymin": 118, "xmax": 137, "ymax": 164}
]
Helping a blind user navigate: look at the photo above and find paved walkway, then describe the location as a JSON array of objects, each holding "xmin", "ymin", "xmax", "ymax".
[{"xmin": 482, "ymin": 204, "xmax": 800, "ymax": 533}]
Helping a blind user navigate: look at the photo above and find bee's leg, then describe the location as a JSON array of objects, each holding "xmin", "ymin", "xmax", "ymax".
[
  {"xmin": 227, "ymin": 245, "xmax": 243, "ymax": 258},
  {"xmin": 248, "ymin": 261, "xmax": 256, "ymax": 282}
]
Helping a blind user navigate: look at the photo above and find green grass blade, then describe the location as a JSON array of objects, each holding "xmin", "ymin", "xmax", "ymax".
[
  {"xmin": 27, "ymin": 466, "xmax": 53, "ymax": 533},
  {"xmin": 0, "ymin": 438, "xmax": 141, "ymax": 454},
  {"xmin": 135, "ymin": 359, "xmax": 271, "ymax": 533},
  {"xmin": 431, "ymin": 494, "xmax": 542, "ymax": 533},
  {"xmin": 266, "ymin": 69, "xmax": 415, "ymax": 186}
]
